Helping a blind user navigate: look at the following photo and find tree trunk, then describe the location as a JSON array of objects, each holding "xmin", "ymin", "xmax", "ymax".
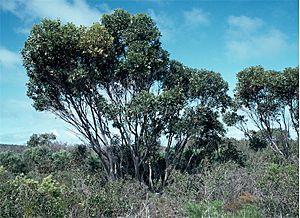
[{"xmin": 133, "ymin": 155, "xmax": 140, "ymax": 181}]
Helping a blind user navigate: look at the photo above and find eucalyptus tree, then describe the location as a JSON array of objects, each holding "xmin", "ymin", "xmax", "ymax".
[
  {"xmin": 224, "ymin": 66, "xmax": 298, "ymax": 158},
  {"xmin": 273, "ymin": 67, "xmax": 299, "ymax": 138},
  {"xmin": 22, "ymin": 9, "xmax": 230, "ymax": 188}
]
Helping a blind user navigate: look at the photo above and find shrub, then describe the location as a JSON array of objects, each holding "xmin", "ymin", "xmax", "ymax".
[
  {"xmin": 0, "ymin": 151, "xmax": 26, "ymax": 173},
  {"xmin": 22, "ymin": 146, "xmax": 53, "ymax": 173},
  {"xmin": 164, "ymin": 171, "xmax": 203, "ymax": 201},
  {"xmin": 0, "ymin": 165, "xmax": 12, "ymax": 188},
  {"xmin": 147, "ymin": 171, "xmax": 204, "ymax": 217},
  {"xmin": 0, "ymin": 165, "xmax": 6, "ymax": 176},
  {"xmin": 224, "ymin": 192, "xmax": 258, "ymax": 213},
  {"xmin": 86, "ymin": 153, "xmax": 102, "ymax": 173},
  {"xmin": 186, "ymin": 200, "xmax": 225, "ymax": 218},
  {"xmin": 22, "ymin": 146, "xmax": 73, "ymax": 173},
  {"xmin": 70, "ymin": 145, "xmax": 103, "ymax": 173},
  {"xmin": 0, "ymin": 174, "xmax": 66, "ymax": 217},
  {"xmin": 27, "ymin": 133, "xmax": 56, "ymax": 147},
  {"xmin": 202, "ymin": 161, "xmax": 260, "ymax": 202},
  {"xmin": 75, "ymin": 179, "xmax": 146, "ymax": 217},
  {"xmin": 51, "ymin": 171, "xmax": 146, "ymax": 217},
  {"xmin": 1, "ymin": 172, "xmax": 141, "ymax": 217},
  {"xmin": 217, "ymin": 140, "xmax": 246, "ymax": 167},
  {"xmin": 186, "ymin": 200, "xmax": 263, "ymax": 218},
  {"xmin": 51, "ymin": 150, "xmax": 72, "ymax": 170},
  {"xmin": 258, "ymin": 163, "xmax": 299, "ymax": 217},
  {"xmin": 249, "ymin": 134, "xmax": 268, "ymax": 151}
]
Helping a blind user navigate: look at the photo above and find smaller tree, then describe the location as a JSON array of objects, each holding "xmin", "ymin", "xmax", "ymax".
[
  {"xmin": 225, "ymin": 66, "xmax": 299, "ymax": 158},
  {"xmin": 272, "ymin": 67, "xmax": 299, "ymax": 138},
  {"xmin": 27, "ymin": 133, "xmax": 57, "ymax": 147}
]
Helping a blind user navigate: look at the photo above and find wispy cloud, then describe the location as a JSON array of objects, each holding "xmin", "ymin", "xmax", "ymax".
[
  {"xmin": 183, "ymin": 8, "xmax": 210, "ymax": 26},
  {"xmin": 0, "ymin": 0, "xmax": 18, "ymax": 12},
  {"xmin": 148, "ymin": 8, "xmax": 210, "ymax": 42},
  {"xmin": 228, "ymin": 16, "xmax": 263, "ymax": 33},
  {"xmin": 148, "ymin": 9, "xmax": 176, "ymax": 42},
  {"xmin": 0, "ymin": 0, "xmax": 109, "ymax": 34},
  {"xmin": 0, "ymin": 47, "xmax": 21, "ymax": 68},
  {"xmin": 226, "ymin": 15, "xmax": 289, "ymax": 60}
]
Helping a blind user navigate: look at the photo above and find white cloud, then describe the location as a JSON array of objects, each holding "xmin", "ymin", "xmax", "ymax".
[
  {"xmin": 183, "ymin": 8, "xmax": 210, "ymax": 26},
  {"xmin": 0, "ymin": 47, "xmax": 21, "ymax": 68},
  {"xmin": 226, "ymin": 15, "xmax": 289, "ymax": 60},
  {"xmin": 28, "ymin": 0, "xmax": 101, "ymax": 26},
  {"xmin": 0, "ymin": 0, "xmax": 109, "ymax": 31},
  {"xmin": 228, "ymin": 15, "xmax": 263, "ymax": 33}
]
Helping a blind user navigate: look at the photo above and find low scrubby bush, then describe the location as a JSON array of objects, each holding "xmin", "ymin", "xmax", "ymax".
[
  {"xmin": 186, "ymin": 199, "xmax": 263, "ymax": 218},
  {"xmin": 0, "ymin": 174, "xmax": 66, "ymax": 217},
  {"xmin": 258, "ymin": 163, "xmax": 299, "ymax": 217},
  {"xmin": 22, "ymin": 146, "xmax": 53, "ymax": 173},
  {"xmin": 0, "ymin": 151, "xmax": 26, "ymax": 173},
  {"xmin": 202, "ymin": 161, "xmax": 260, "ymax": 202},
  {"xmin": 0, "ymin": 172, "xmax": 148, "ymax": 217},
  {"xmin": 51, "ymin": 149, "xmax": 72, "ymax": 170},
  {"xmin": 0, "ymin": 135, "xmax": 298, "ymax": 217}
]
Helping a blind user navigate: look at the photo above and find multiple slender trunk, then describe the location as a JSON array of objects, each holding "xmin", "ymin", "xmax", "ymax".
[{"xmin": 54, "ymin": 86, "xmax": 191, "ymax": 188}]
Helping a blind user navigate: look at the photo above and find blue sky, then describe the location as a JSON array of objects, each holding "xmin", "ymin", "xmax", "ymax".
[{"xmin": 0, "ymin": 0, "xmax": 298, "ymax": 144}]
